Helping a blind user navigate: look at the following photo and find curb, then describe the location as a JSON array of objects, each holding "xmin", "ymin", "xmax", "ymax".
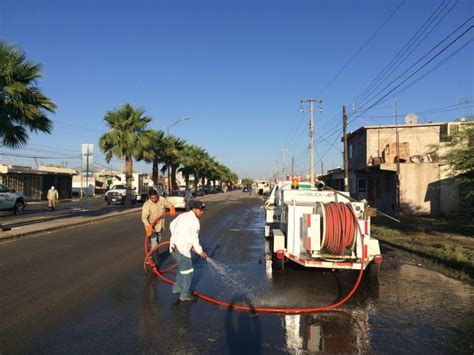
[{"xmin": 0, "ymin": 208, "xmax": 140, "ymax": 242}]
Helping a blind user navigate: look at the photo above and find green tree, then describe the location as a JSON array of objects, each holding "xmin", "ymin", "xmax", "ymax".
[
  {"xmin": 99, "ymin": 103, "xmax": 151, "ymax": 207},
  {"xmin": 241, "ymin": 178, "xmax": 254, "ymax": 187},
  {"xmin": 442, "ymin": 122, "xmax": 474, "ymax": 200},
  {"xmin": 179, "ymin": 144, "xmax": 202, "ymax": 190},
  {"xmin": 139, "ymin": 129, "xmax": 166, "ymax": 187},
  {"xmin": 160, "ymin": 135, "xmax": 186, "ymax": 192},
  {"xmin": 0, "ymin": 40, "xmax": 56, "ymax": 148}
]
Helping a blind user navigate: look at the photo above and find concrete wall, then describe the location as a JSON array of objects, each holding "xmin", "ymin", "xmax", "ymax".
[
  {"xmin": 366, "ymin": 124, "xmax": 442, "ymax": 161},
  {"xmin": 399, "ymin": 163, "xmax": 440, "ymax": 215}
]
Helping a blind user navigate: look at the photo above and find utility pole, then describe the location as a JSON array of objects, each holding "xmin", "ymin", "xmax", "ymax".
[
  {"xmin": 291, "ymin": 156, "xmax": 295, "ymax": 180},
  {"xmin": 321, "ymin": 161, "xmax": 324, "ymax": 176},
  {"xmin": 274, "ymin": 161, "xmax": 279, "ymax": 182},
  {"xmin": 343, "ymin": 105, "xmax": 349, "ymax": 192},
  {"xmin": 394, "ymin": 99, "xmax": 400, "ymax": 212},
  {"xmin": 281, "ymin": 148, "xmax": 288, "ymax": 181},
  {"xmin": 301, "ymin": 98, "xmax": 322, "ymax": 184}
]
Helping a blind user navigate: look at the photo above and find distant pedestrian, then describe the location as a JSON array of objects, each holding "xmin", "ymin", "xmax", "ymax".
[
  {"xmin": 169, "ymin": 200, "xmax": 207, "ymax": 302},
  {"xmin": 142, "ymin": 189, "xmax": 175, "ymax": 267},
  {"xmin": 47, "ymin": 186, "xmax": 59, "ymax": 210}
]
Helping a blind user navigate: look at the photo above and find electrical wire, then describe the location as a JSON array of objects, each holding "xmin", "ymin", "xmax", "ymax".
[
  {"xmin": 355, "ymin": 0, "xmax": 459, "ymax": 107},
  {"xmin": 318, "ymin": 0, "xmax": 406, "ymax": 96},
  {"xmin": 347, "ymin": 24, "xmax": 473, "ymax": 125}
]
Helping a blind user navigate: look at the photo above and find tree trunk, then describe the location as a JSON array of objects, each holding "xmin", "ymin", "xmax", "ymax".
[
  {"xmin": 193, "ymin": 171, "xmax": 199, "ymax": 193},
  {"xmin": 125, "ymin": 156, "xmax": 133, "ymax": 208},
  {"xmin": 152, "ymin": 160, "xmax": 159, "ymax": 186},
  {"xmin": 171, "ymin": 165, "xmax": 178, "ymax": 190},
  {"xmin": 185, "ymin": 174, "xmax": 190, "ymax": 189}
]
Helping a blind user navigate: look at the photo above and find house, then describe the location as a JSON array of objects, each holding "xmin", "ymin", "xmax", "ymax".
[
  {"xmin": 0, "ymin": 164, "xmax": 76, "ymax": 201},
  {"xmin": 321, "ymin": 121, "xmax": 465, "ymax": 216}
]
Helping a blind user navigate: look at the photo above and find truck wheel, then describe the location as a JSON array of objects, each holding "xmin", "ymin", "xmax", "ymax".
[
  {"xmin": 366, "ymin": 262, "xmax": 380, "ymax": 279},
  {"xmin": 272, "ymin": 253, "xmax": 285, "ymax": 271},
  {"xmin": 13, "ymin": 201, "xmax": 25, "ymax": 215}
]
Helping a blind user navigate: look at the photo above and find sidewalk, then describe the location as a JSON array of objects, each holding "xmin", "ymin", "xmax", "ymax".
[
  {"xmin": 0, "ymin": 207, "xmax": 140, "ymax": 242},
  {"xmin": 0, "ymin": 193, "xmax": 216, "ymax": 243}
]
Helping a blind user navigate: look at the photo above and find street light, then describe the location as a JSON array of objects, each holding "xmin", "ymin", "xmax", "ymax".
[{"xmin": 166, "ymin": 117, "xmax": 190, "ymax": 193}]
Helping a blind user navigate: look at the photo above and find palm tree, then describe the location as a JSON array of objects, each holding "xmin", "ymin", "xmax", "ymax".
[
  {"xmin": 139, "ymin": 129, "xmax": 166, "ymax": 187},
  {"xmin": 178, "ymin": 143, "xmax": 194, "ymax": 189},
  {"xmin": 160, "ymin": 135, "xmax": 186, "ymax": 192},
  {"xmin": 99, "ymin": 103, "xmax": 151, "ymax": 207},
  {"xmin": 0, "ymin": 40, "xmax": 56, "ymax": 148},
  {"xmin": 179, "ymin": 144, "xmax": 208, "ymax": 192}
]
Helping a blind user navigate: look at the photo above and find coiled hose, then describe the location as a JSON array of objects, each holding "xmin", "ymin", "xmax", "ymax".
[{"xmin": 144, "ymin": 204, "xmax": 367, "ymax": 314}]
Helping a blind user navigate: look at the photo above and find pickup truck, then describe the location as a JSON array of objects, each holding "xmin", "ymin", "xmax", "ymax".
[{"xmin": 104, "ymin": 184, "xmax": 138, "ymax": 205}]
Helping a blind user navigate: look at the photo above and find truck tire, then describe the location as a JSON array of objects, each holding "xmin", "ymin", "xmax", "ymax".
[
  {"xmin": 272, "ymin": 252, "xmax": 285, "ymax": 271},
  {"xmin": 366, "ymin": 262, "xmax": 380, "ymax": 279},
  {"xmin": 13, "ymin": 200, "xmax": 25, "ymax": 215}
]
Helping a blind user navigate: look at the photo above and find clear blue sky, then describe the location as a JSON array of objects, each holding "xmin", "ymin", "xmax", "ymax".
[{"xmin": 1, "ymin": 0, "xmax": 472, "ymax": 179}]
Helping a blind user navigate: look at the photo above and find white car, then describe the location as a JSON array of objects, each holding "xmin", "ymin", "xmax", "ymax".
[
  {"xmin": 104, "ymin": 184, "xmax": 138, "ymax": 205},
  {"xmin": 0, "ymin": 184, "xmax": 27, "ymax": 215},
  {"xmin": 166, "ymin": 190, "xmax": 193, "ymax": 210}
]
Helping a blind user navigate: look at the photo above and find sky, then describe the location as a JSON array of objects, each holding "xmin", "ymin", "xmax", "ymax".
[{"xmin": 0, "ymin": 0, "xmax": 472, "ymax": 180}]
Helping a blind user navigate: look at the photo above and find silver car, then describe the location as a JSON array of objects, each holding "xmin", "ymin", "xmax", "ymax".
[{"xmin": 0, "ymin": 184, "xmax": 27, "ymax": 215}]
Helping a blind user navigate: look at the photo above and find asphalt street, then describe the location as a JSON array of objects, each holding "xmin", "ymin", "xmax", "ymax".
[{"xmin": 0, "ymin": 191, "xmax": 472, "ymax": 354}]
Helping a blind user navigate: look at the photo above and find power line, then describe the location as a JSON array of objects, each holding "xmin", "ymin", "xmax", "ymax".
[
  {"xmin": 348, "ymin": 24, "xmax": 473, "ymax": 124},
  {"xmin": 0, "ymin": 152, "xmax": 80, "ymax": 159},
  {"xmin": 355, "ymin": 0, "xmax": 459, "ymax": 107},
  {"xmin": 361, "ymin": 102, "xmax": 473, "ymax": 119},
  {"xmin": 318, "ymin": 0, "xmax": 406, "ymax": 96},
  {"xmin": 387, "ymin": 38, "xmax": 473, "ymax": 101},
  {"xmin": 351, "ymin": 16, "xmax": 472, "ymax": 119}
]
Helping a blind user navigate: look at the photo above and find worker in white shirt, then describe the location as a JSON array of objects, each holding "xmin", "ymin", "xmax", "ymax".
[{"xmin": 169, "ymin": 200, "xmax": 207, "ymax": 302}]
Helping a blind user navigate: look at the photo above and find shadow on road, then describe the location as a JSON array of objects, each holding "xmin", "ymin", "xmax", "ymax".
[{"xmin": 225, "ymin": 296, "xmax": 262, "ymax": 355}]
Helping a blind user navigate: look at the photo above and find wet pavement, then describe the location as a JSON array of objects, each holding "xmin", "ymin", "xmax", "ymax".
[{"xmin": 0, "ymin": 191, "xmax": 472, "ymax": 354}]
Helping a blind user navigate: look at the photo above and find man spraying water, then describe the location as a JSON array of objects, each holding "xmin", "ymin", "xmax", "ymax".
[{"xmin": 169, "ymin": 200, "xmax": 208, "ymax": 302}]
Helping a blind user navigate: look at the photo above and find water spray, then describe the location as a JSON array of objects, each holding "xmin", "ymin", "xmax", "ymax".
[{"xmin": 144, "ymin": 207, "xmax": 367, "ymax": 314}]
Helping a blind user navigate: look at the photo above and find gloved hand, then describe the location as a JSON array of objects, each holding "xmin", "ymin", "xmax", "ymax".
[
  {"xmin": 169, "ymin": 207, "xmax": 176, "ymax": 216},
  {"xmin": 146, "ymin": 224, "xmax": 153, "ymax": 237}
]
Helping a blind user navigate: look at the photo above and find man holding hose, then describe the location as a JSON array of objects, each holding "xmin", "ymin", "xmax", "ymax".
[
  {"xmin": 169, "ymin": 200, "xmax": 207, "ymax": 302},
  {"xmin": 142, "ymin": 189, "xmax": 175, "ymax": 267}
]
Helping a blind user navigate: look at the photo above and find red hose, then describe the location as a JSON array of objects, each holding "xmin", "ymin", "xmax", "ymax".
[
  {"xmin": 145, "ymin": 205, "xmax": 367, "ymax": 314},
  {"xmin": 323, "ymin": 203, "xmax": 357, "ymax": 255}
]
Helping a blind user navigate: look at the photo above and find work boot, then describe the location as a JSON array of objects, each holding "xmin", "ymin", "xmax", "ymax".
[{"xmin": 180, "ymin": 294, "xmax": 197, "ymax": 302}]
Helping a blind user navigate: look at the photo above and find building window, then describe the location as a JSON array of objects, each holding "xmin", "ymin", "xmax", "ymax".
[
  {"xmin": 349, "ymin": 144, "xmax": 353, "ymax": 159},
  {"xmin": 358, "ymin": 178, "xmax": 366, "ymax": 193}
]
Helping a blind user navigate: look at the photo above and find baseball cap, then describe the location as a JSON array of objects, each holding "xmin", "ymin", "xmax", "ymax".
[{"xmin": 189, "ymin": 200, "xmax": 205, "ymax": 210}]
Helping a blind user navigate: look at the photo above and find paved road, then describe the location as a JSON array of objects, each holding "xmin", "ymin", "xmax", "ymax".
[{"xmin": 0, "ymin": 191, "xmax": 472, "ymax": 354}]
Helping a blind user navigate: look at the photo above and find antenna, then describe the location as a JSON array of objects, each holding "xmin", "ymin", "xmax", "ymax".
[{"xmin": 404, "ymin": 113, "xmax": 418, "ymax": 124}]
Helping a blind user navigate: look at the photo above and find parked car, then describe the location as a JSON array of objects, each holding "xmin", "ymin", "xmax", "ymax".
[
  {"xmin": 104, "ymin": 184, "xmax": 138, "ymax": 205},
  {"xmin": 166, "ymin": 189, "xmax": 193, "ymax": 210},
  {"xmin": 0, "ymin": 184, "xmax": 27, "ymax": 215}
]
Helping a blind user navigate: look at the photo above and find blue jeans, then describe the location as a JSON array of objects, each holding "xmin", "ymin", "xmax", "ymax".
[
  {"xmin": 171, "ymin": 251, "xmax": 193, "ymax": 299},
  {"xmin": 147, "ymin": 232, "xmax": 161, "ymax": 264}
]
